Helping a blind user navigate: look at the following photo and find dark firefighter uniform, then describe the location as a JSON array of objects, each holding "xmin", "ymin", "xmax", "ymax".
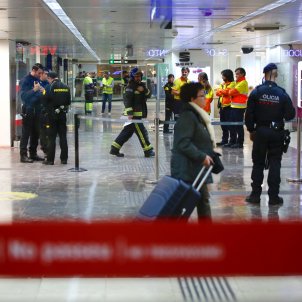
[
  {"xmin": 163, "ymin": 80, "xmax": 174, "ymax": 133},
  {"xmin": 110, "ymin": 71, "xmax": 154, "ymax": 157},
  {"xmin": 83, "ymin": 75, "xmax": 94, "ymax": 115},
  {"xmin": 42, "ymin": 72, "xmax": 71, "ymax": 165},
  {"xmin": 245, "ymin": 63, "xmax": 295, "ymax": 205}
]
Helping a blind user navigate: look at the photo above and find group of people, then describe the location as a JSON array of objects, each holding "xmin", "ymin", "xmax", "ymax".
[
  {"xmin": 171, "ymin": 63, "xmax": 295, "ymax": 222},
  {"xmin": 19, "ymin": 63, "xmax": 71, "ymax": 165}
]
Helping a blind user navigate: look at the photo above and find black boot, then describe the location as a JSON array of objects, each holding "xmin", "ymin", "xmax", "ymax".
[
  {"xmin": 20, "ymin": 155, "xmax": 34, "ymax": 163},
  {"xmin": 110, "ymin": 147, "xmax": 124, "ymax": 157}
]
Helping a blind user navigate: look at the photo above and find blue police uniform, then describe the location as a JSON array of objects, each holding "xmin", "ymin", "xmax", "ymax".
[
  {"xmin": 245, "ymin": 63, "xmax": 295, "ymax": 204},
  {"xmin": 19, "ymin": 73, "xmax": 43, "ymax": 162}
]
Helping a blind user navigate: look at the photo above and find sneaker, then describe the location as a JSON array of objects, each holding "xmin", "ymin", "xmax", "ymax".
[
  {"xmin": 223, "ymin": 143, "xmax": 233, "ymax": 148},
  {"xmin": 245, "ymin": 194, "xmax": 261, "ymax": 204},
  {"xmin": 110, "ymin": 149, "xmax": 124, "ymax": 157},
  {"xmin": 216, "ymin": 141, "xmax": 228, "ymax": 146},
  {"xmin": 42, "ymin": 160, "xmax": 54, "ymax": 165},
  {"xmin": 61, "ymin": 160, "xmax": 67, "ymax": 164},
  {"xmin": 145, "ymin": 150, "xmax": 155, "ymax": 157},
  {"xmin": 269, "ymin": 196, "xmax": 283, "ymax": 205},
  {"xmin": 20, "ymin": 155, "xmax": 34, "ymax": 163}
]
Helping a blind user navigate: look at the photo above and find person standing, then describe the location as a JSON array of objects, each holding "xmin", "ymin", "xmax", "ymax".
[
  {"xmin": 101, "ymin": 71, "xmax": 114, "ymax": 115},
  {"xmin": 42, "ymin": 72, "xmax": 71, "ymax": 165},
  {"xmin": 216, "ymin": 69, "xmax": 235, "ymax": 146},
  {"xmin": 171, "ymin": 67, "xmax": 190, "ymax": 120},
  {"xmin": 39, "ymin": 68, "xmax": 50, "ymax": 158},
  {"xmin": 228, "ymin": 67, "xmax": 249, "ymax": 148},
  {"xmin": 19, "ymin": 63, "xmax": 45, "ymax": 163},
  {"xmin": 121, "ymin": 70, "xmax": 129, "ymax": 94},
  {"xmin": 163, "ymin": 74, "xmax": 174, "ymax": 133},
  {"xmin": 171, "ymin": 82, "xmax": 215, "ymax": 221},
  {"xmin": 110, "ymin": 68, "xmax": 155, "ymax": 157},
  {"xmin": 83, "ymin": 72, "xmax": 95, "ymax": 115},
  {"xmin": 198, "ymin": 72, "xmax": 213, "ymax": 115},
  {"xmin": 245, "ymin": 63, "xmax": 295, "ymax": 205}
]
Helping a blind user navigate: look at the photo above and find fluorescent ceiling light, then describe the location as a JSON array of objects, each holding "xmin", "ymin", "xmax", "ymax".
[
  {"xmin": 42, "ymin": 0, "xmax": 100, "ymax": 61},
  {"xmin": 167, "ymin": 0, "xmax": 295, "ymax": 53}
]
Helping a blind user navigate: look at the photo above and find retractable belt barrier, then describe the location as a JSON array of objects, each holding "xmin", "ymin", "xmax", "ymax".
[{"xmin": 0, "ymin": 220, "xmax": 301, "ymax": 277}]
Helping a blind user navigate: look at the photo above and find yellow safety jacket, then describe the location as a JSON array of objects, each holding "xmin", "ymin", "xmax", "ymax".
[
  {"xmin": 202, "ymin": 87, "xmax": 214, "ymax": 114},
  {"xmin": 102, "ymin": 77, "xmax": 114, "ymax": 94},
  {"xmin": 216, "ymin": 81, "xmax": 236, "ymax": 108},
  {"xmin": 172, "ymin": 77, "xmax": 190, "ymax": 100},
  {"xmin": 229, "ymin": 77, "xmax": 249, "ymax": 109}
]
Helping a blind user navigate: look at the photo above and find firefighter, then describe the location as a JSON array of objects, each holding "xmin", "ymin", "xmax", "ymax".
[
  {"xmin": 110, "ymin": 68, "xmax": 155, "ymax": 157},
  {"xmin": 245, "ymin": 63, "xmax": 295, "ymax": 205},
  {"xmin": 41, "ymin": 72, "xmax": 71, "ymax": 165},
  {"xmin": 216, "ymin": 69, "xmax": 236, "ymax": 146},
  {"xmin": 83, "ymin": 72, "xmax": 95, "ymax": 115},
  {"xmin": 163, "ymin": 73, "xmax": 174, "ymax": 133}
]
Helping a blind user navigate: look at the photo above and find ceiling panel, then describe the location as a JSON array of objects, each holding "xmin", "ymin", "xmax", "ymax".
[{"xmin": 0, "ymin": 0, "xmax": 300, "ymax": 61}]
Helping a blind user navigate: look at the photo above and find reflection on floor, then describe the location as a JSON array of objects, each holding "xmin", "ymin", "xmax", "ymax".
[{"xmin": 0, "ymin": 101, "xmax": 301, "ymax": 301}]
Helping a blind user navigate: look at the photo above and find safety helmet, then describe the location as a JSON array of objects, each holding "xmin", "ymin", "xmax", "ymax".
[{"xmin": 130, "ymin": 67, "xmax": 142, "ymax": 79}]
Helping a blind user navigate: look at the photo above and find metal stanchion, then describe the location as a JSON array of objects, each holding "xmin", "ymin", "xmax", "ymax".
[
  {"xmin": 287, "ymin": 117, "xmax": 302, "ymax": 183},
  {"xmin": 68, "ymin": 113, "xmax": 87, "ymax": 172}
]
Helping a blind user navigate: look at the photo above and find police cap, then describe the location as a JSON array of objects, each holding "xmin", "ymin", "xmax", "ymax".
[
  {"xmin": 263, "ymin": 63, "xmax": 278, "ymax": 73},
  {"xmin": 130, "ymin": 67, "xmax": 139, "ymax": 79},
  {"xmin": 48, "ymin": 71, "xmax": 58, "ymax": 79}
]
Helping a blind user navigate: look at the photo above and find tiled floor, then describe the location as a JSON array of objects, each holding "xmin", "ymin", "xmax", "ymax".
[{"xmin": 0, "ymin": 100, "xmax": 301, "ymax": 301}]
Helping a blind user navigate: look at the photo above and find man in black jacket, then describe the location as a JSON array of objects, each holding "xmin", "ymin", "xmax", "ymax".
[
  {"xmin": 245, "ymin": 63, "xmax": 295, "ymax": 205},
  {"xmin": 110, "ymin": 69, "xmax": 155, "ymax": 157},
  {"xmin": 163, "ymin": 74, "xmax": 174, "ymax": 133},
  {"xmin": 19, "ymin": 63, "xmax": 45, "ymax": 163},
  {"xmin": 41, "ymin": 72, "xmax": 71, "ymax": 165}
]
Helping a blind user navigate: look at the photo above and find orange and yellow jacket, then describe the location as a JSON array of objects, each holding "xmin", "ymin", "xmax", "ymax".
[
  {"xmin": 229, "ymin": 77, "xmax": 249, "ymax": 109},
  {"xmin": 216, "ymin": 81, "xmax": 236, "ymax": 108},
  {"xmin": 202, "ymin": 87, "xmax": 214, "ymax": 114}
]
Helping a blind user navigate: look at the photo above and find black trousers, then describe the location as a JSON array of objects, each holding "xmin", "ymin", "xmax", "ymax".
[
  {"xmin": 112, "ymin": 121, "xmax": 153, "ymax": 153},
  {"xmin": 219, "ymin": 106, "xmax": 231, "ymax": 144},
  {"xmin": 251, "ymin": 127, "xmax": 284, "ymax": 198},
  {"xmin": 20, "ymin": 111, "xmax": 40, "ymax": 157},
  {"xmin": 163, "ymin": 102, "xmax": 173, "ymax": 132},
  {"xmin": 46, "ymin": 113, "xmax": 68, "ymax": 162},
  {"xmin": 230, "ymin": 108, "xmax": 245, "ymax": 145}
]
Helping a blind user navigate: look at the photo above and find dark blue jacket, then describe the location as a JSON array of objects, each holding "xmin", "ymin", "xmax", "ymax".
[
  {"xmin": 20, "ymin": 73, "xmax": 42, "ymax": 112},
  {"xmin": 245, "ymin": 81, "xmax": 296, "ymax": 132}
]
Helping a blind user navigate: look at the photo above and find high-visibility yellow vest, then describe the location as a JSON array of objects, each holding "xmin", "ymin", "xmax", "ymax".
[
  {"xmin": 202, "ymin": 87, "xmax": 214, "ymax": 114},
  {"xmin": 172, "ymin": 77, "xmax": 190, "ymax": 100},
  {"xmin": 102, "ymin": 77, "xmax": 114, "ymax": 94},
  {"xmin": 216, "ymin": 82, "xmax": 236, "ymax": 108},
  {"xmin": 229, "ymin": 77, "xmax": 249, "ymax": 109}
]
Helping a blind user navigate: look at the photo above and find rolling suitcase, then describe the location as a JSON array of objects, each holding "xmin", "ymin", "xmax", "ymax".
[{"xmin": 137, "ymin": 166, "xmax": 213, "ymax": 220}]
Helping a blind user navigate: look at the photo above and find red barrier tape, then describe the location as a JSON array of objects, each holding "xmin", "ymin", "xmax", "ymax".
[{"xmin": 0, "ymin": 220, "xmax": 301, "ymax": 277}]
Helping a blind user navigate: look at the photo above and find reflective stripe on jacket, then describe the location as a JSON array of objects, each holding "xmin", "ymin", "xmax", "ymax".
[
  {"xmin": 102, "ymin": 77, "xmax": 114, "ymax": 94},
  {"xmin": 216, "ymin": 81, "xmax": 235, "ymax": 108},
  {"xmin": 229, "ymin": 77, "xmax": 249, "ymax": 109}
]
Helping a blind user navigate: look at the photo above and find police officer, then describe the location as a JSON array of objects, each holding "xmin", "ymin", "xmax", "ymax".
[
  {"xmin": 19, "ymin": 63, "xmax": 45, "ymax": 163},
  {"xmin": 42, "ymin": 72, "xmax": 71, "ymax": 165},
  {"xmin": 245, "ymin": 63, "xmax": 295, "ymax": 205},
  {"xmin": 163, "ymin": 73, "xmax": 174, "ymax": 133},
  {"xmin": 110, "ymin": 68, "xmax": 155, "ymax": 157}
]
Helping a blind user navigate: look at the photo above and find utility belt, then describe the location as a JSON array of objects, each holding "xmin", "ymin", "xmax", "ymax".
[{"xmin": 256, "ymin": 121, "xmax": 284, "ymax": 131}]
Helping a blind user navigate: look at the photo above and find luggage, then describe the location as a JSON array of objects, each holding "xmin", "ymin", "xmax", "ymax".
[{"xmin": 137, "ymin": 166, "xmax": 213, "ymax": 220}]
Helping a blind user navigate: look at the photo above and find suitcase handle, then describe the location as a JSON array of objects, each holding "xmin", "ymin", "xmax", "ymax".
[{"xmin": 192, "ymin": 165, "xmax": 213, "ymax": 191}]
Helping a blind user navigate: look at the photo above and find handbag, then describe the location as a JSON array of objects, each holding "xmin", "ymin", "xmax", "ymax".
[{"xmin": 211, "ymin": 152, "xmax": 224, "ymax": 174}]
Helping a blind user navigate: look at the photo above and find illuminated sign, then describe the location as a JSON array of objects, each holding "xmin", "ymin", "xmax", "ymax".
[
  {"xmin": 30, "ymin": 46, "xmax": 57, "ymax": 55},
  {"xmin": 298, "ymin": 61, "xmax": 302, "ymax": 108},
  {"xmin": 147, "ymin": 49, "xmax": 168, "ymax": 57},
  {"xmin": 204, "ymin": 49, "xmax": 228, "ymax": 57},
  {"xmin": 284, "ymin": 49, "xmax": 302, "ymax": 57}
]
